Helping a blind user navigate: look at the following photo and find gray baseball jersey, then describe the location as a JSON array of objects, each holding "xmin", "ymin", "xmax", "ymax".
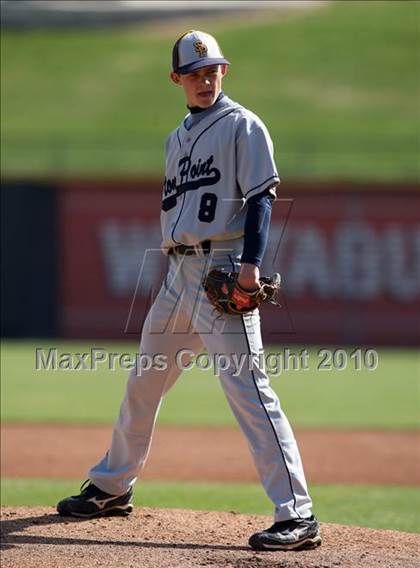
[{"xmin": 161, "ymin": 95, "xmax": 280, "ymax": 249}]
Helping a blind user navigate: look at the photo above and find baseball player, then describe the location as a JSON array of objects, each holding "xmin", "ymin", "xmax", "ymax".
[{"xmin": 57, "ymin": 30, "xmax": 321, "ymax": 551}]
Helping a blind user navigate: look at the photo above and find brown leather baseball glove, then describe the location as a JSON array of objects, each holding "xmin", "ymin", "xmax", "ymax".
[{"xmin": 202, "ymin": 268, "xmax": 281, "ymax": 315}]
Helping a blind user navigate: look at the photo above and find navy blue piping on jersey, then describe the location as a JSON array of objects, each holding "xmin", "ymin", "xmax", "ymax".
[
  {"xmin": 189, "ymin": 107, "xmax": 238, "ymax": 156},
  {"xmin": 184, "ymin": 92, "xmax": 226, "ymax": 129},
  {"xmin": 227, "ymin": 254, "xmax": 236, "ymax": 272},
  {"xmin": 239, "ymin": 314, "xmax": 301, "ymax": 519},
  {"xmin": 170, "ymin": 108, "xmax": 238, "ymax": 245},
  {"xmin": 243, "ymin": 175, "xmax": 279, "ymax": 199},
  {"xmin": 176, "ymin": 129, "xmax": 181, "ymax": 148},
  {"xmin": 170, "ymin": 193, "xmax": 186, "ymax": 245}
]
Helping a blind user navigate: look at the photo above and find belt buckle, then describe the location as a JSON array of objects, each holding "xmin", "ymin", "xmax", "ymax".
[
  {"xmin": 174, "ymin": 241, "xmax": 210, "ymax": 256},
  {"xmin": 183, "ymin": 244, "xmax": 200, "ymax": 256},
  {"xmin": 199, "ymin": 240, "xmax": 211, "ymax": 256}
]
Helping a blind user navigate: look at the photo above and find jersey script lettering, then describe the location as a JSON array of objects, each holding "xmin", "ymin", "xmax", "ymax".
[{"xmin": 162, "ymin": 154, "xmax": 221, "ymax": 211}]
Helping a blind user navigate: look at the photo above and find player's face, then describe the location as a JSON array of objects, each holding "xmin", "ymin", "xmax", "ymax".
[{"xmin": 171, "ymin": 64, "xmax": 228, "ymax": 108}]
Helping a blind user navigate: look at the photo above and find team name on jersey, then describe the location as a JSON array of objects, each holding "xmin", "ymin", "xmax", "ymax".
[{"xmin": 162, "ymin": 154, "xmax": 221, "ymax": 211}]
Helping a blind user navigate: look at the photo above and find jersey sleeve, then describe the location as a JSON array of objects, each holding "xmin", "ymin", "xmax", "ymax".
[{"xmin": 235, "ymin": 113, "xmax": 280, "ymax": 201}]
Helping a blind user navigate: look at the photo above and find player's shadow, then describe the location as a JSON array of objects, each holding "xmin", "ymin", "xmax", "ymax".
[
  {"xmin": 0, "ymin": 513, "xmax": 250, "ymax": 552},
  {"xmin": 1, "ymin": 512, "xmax": 69, "ymax": 550}
]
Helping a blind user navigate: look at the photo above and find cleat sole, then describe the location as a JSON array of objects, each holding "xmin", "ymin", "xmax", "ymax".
[{"xmin": 249, "ymin": 533, "xmax": 321, "ymax": 551}]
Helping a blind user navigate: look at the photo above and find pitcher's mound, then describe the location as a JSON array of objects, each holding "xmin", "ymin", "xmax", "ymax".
[{"xmin": 1, "ymin": 507, "xmax": 418, "ymax": 568}]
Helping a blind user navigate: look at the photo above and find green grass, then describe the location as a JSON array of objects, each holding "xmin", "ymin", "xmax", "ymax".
[
  {"xmin": 1, "ymin": 478, "xmax": 419, "ymax": 533},
  {"xmin": 1, "ymin": 1, "xmax": 418, "ymax": 179},
  {"xmin": 1, "ymin": 341, "xmax": 419, "ymax": 429}
]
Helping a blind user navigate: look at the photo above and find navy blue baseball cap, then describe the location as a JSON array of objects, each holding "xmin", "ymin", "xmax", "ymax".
[{"xmin": 172, "ymin": 30, "xmax": 230, "ymax": 74}]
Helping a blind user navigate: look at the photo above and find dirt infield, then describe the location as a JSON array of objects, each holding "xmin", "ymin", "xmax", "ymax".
[
  {"xmin": 1, "ymin": 507, "xmax": 419, "ymax": 568},
  {"xmin": 2, "ymin": 424, "xmax": 420, "ymax": 485},
  {"xmin": 2, "ymin": 425, "xmax": 419, "ymax": 567}
]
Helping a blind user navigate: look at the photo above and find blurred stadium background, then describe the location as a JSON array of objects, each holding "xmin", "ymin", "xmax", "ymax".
[
  {"xmin": 1, "ymin": 0, "xmax": 419, "ymax": 344},
  {"xmin": 1, "ymin": 0, "xmax": 419, "ymax": 534}
]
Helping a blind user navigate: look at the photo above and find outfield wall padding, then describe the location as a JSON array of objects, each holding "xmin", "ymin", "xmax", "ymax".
[
  {"xmin": 2, "ymin": 179, "xmax": 419, "ymax": 345},
  {"xmin": 56, "ymin": 179, "xmax": 420, "ymax": 346}
]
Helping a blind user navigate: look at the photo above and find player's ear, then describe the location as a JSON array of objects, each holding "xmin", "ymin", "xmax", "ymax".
[
  {"xmin": 220, "ymin": 64, "xmax": 228, "ymax": 77},
  {"xmin": 170, "ymin": 71, "xmax": 182, "ymax": 85}
]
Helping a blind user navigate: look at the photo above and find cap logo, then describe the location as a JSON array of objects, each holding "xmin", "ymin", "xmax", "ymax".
[{"xmin": 193, "ymin": 41, "xmax": 208, "ymax": 58}]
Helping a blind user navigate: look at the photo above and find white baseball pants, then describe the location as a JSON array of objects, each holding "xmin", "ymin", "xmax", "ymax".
[{"xmin": 89, "ymin": 239, "xmax": 313, "ymax": 521}]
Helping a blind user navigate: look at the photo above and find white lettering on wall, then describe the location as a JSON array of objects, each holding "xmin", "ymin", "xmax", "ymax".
[
  {"xmin": 335, "ymin": 222, "xmax": 381, "ymax": 300},
  {"xmin": 98, "ymin": 219, "xmax": 420, "ymax": 302},
  {"xmin": 383, "ymin": 226, "xmax": 420, "ymax": 301},
  {"xmin": 266, "ymin": 222, "xmax": 420, "ymax": 302},
  {"xmin": 284, "ymin": 225, "xmax": 331, "ymax": 298}
]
